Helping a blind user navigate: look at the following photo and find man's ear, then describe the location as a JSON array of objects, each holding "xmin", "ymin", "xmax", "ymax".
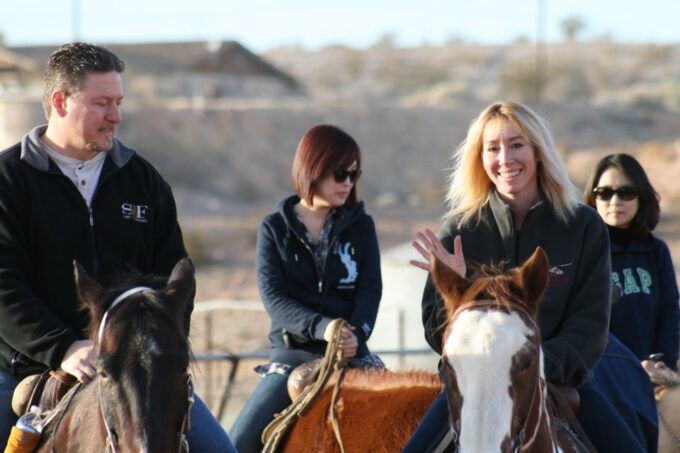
[{"xmin": 51, "ymin": 91, "xmax": 68, "ymax": 117}]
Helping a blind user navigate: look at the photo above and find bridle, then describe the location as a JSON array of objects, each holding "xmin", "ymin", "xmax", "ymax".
[
  {"xmin": 97, "ymin": 287, "xmax": 195, "ymax": 453},
  {"xmin": 445, "ymin": 299, "xmax": 554, "ymax": 453}
]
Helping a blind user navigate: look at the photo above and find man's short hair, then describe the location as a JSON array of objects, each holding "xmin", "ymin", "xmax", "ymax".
[{"xmin": 43, "ymin": 42, "xmax": 125, "ymax": 118}]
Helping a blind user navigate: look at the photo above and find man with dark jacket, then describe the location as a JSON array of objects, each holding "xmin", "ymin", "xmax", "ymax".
[{"xmin": 0, "ymin": 43, "xmax": 234, "ymax": 451}]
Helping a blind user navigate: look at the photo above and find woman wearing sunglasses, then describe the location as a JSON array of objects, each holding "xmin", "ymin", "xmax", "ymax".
[
  {"xmin": 405, "ymin": 101, "xmax": 645, "ymax": 452},
  {"xmin": 584, "ymin": 154, "xmax": 679, "ymax": 372},
  {"xmin": 229, "ymin": 124, "xmax": 383, "ymax": 453}
]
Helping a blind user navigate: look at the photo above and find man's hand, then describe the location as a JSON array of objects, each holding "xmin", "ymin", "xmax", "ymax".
[{"xmin": 61, "ymin": 339, "xmax": 96, "ymax": 384}]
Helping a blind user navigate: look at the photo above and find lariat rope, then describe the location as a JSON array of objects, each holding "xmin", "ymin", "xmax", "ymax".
[{"xmin": 262, "ymin": 318, "xmax": 348, "ymax": 453}]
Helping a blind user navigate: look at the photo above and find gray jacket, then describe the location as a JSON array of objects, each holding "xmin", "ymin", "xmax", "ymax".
[{"xmin": 422, "ymin": 191, "xmax": 612, "ymax": 387}]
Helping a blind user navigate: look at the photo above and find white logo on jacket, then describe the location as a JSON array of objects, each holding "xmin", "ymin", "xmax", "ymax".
[
  {"xmin": 121, "ymin": 203, "xmax": 149, "ymax": 223},
  {"xmin": 337, "ymin": 242, "xmax": 358, "ymax": 284}
]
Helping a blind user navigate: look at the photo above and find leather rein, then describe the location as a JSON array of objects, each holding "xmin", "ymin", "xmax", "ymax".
[
  {"xmin": 97, "ymin": 287, "xmax": 194, "ymax": 453},
  {"xmin": 446, "ymin": 299, "xmax": 554, "ymax": 453}
]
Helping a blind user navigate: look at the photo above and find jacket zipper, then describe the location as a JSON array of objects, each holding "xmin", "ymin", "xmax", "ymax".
[
  {"xmin": 297, "ymin": 237, "xmax": 324, "ymax": 293},
  {"xmin": 294, "ymin": 234, "xmax": 338, "ymax": 294},
  {"xmin": 320, "ymin": 237, "xmax": 338, "ymax": 294},
  {"xmin": 59, "ymin": 163, "xmax": 118, "ymax": 279}
]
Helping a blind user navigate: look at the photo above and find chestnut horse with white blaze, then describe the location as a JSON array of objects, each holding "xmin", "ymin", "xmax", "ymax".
[
  {"xmin": 281, "ymin": 247, "xmax": 586, "ymax": 452},
  {"xmin": 433, "ymin": 247, "xmax": 582, "ymax": 452}
]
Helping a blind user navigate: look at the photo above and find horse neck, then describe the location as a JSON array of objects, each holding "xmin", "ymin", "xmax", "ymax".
[{"xmin": 38, "ymin": 383, "xmax": 108, "ymax": 452}]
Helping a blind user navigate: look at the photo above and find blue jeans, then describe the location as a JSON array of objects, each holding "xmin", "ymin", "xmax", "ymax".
[
  {"xmin": 0, "ymin": 372, "xmax": 235, "ymax": 452},
  {"xmin": 229, "ymin": 373, "xmax": 291, "ymax": 453},
  {"xmin": 187, "ymin": 394, "xmax": 236, "ymax": 452},
  {"xmin": 403, "ymin": 381, "xmax": 646, "ymax": 453}
]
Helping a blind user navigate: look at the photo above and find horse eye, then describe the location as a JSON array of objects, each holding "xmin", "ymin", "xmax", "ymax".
[
  {"xmin": 98, "ymin": 369, "xmax": 110, "ymax": 380},
  {"xmin": 516, "ymin": 355, "xmax": 533, "ymax": 372}
]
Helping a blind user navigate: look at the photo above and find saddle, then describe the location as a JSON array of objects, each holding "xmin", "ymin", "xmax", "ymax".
[
  {"xmin": 12, "ymin": 370, "xmax": 78, "ymax": 417},
  {"xmin": 287, "ymin": 359, "xmax": 323, "ymax": 401}
]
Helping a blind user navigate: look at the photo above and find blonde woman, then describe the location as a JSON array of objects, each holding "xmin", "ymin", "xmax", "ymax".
[{"xmin": 406, "ymin": 102, "xmax": 644, "ymax": 452}]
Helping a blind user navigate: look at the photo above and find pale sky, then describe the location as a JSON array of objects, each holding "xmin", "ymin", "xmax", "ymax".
[{"xmin": 2, "ymin": 0, "xmax": 679, "ymax": 51}]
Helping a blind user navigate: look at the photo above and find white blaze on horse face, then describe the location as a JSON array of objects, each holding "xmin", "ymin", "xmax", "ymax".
[{"xmin": 444, "ymin": 309, "xmax": 534, "ymax": 451}]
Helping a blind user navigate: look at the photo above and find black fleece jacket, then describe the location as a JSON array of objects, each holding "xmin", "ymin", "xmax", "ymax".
[
  {"xmin": 423, "ymin": 192, "xmax": 612, "ymax": 387},
  {"xmin": 0, "ymin": 126, "xmax": 187, "ymax": 378},
  {"xmin": 256, "ymin": 195, "xmax": 382, "ymax": 367}
]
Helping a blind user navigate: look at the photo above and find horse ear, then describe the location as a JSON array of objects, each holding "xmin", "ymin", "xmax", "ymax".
[
  {"xmin": 73, "ymin": 261, "xmax": 104, "ymax": 307},
  {"xmin": 162, "ymin": 258, "xmax": 196, "ymax": 313},
  {"xmin": 430, "ymin": 251, "xmax": 469, "ymax": 316},
  {"xmin": 73, "ymin": 261, "xmax": 106, "ymax": 325},
  {"xmin": 514, "ymin": 247, "xmax": 549, "ymax": 312}
]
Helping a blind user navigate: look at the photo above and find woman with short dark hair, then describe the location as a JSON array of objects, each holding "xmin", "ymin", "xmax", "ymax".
[
  {"xmin": 229, "ymin": 124, "xmax": 383, "ymax": 453},
  {"xmin": 584, "ymin": 153, "xmax": 679, "ymax": 370}
]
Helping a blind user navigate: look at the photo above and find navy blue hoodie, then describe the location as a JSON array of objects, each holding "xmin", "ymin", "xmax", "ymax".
[
  {"xmin": 609, "ymin": 233, "xmax": 679, "ymax": 369},
  {"xmin": 256, "ymin": 195, "xmax": 382, "ymax": 367}
]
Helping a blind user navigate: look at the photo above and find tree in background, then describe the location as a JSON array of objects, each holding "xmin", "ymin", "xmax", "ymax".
[{"xmin": 560, "ymin": 16, "xmax": 586, "ymax": 42}]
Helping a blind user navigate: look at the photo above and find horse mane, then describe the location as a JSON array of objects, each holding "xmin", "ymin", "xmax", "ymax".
[
  {"xmin": 465, "ymin": 263, "xmax": 525, "ymax": 311},
  {"xmin": 338, "ymin": 369, "xmax": 441, "ymax": 391}
]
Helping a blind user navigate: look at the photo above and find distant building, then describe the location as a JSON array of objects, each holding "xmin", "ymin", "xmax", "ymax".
[
  {"xmin": 0, "ymin": 40, "xmax": 303, "ymax": 148},
  {"xmin": 0, "ymin": 47, "xmax": 40, "ymax": 93},
  {"xmin": 9, "ymin": 40, "xmax": 302, "ymax": 99}
]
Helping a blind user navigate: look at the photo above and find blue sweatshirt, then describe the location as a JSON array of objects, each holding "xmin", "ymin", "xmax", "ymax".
[
  {"xmin": 256, "ymin": 195, "xmax": 382, "ymax": 367},
  {"xmin": 609, "ymin": 231, "xmax": 679, "ymax": 369}
]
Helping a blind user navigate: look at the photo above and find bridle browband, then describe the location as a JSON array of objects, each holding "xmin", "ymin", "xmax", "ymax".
[
  {"xmin": 97, "ymin": 287, "xmax": 194, "ymax": 453},
  {"xmin": 445, "ymin": 299, "xmax": 554, "ymax": 453},
  {"xmin": 97, "ymin": 287, "xmax": 152, "ymax": 344}
]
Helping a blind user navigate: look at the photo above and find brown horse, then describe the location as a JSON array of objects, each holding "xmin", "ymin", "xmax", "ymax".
[
  {"xmin": 282, "ymin": 369, "xmax": 440, "ymax": 452},
  {"xmin": 283, "ymin": 247, "xmax": 584, "ymax": 452},
  {"xmin": 34, "ymin": 259, "xmax": 195, "ymax": 453},
  {"xmin": 431, "ymin": 247, "xmax": 583, "ymax": 452}
]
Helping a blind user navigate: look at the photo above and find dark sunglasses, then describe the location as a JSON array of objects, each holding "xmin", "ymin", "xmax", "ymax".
[
  {"xmin": 592, "ymin": 186, "xmax": 638, "ymax": 201},
  {"xmin": 333, "ymin": 168, "xmax": 362, "ymax": 183}
]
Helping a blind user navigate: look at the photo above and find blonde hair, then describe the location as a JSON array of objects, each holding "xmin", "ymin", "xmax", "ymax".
[{"xmin": 445, "ymin": 101, "xmax": 580, "ymax": 225}]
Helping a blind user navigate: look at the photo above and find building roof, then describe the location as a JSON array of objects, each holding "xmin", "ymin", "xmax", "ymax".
[
  {"xmin": 9, "ymin": 40, "xmax": 298, "ymax": 89},
  {"xmin": 0, "ymin": 47, "xmax": 39, "ymax": 74}
]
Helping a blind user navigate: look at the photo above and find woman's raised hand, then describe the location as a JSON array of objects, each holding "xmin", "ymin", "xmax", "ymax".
[{"xmin": 410, "ymin": 229, "xmax": 466, "ymax": 277}]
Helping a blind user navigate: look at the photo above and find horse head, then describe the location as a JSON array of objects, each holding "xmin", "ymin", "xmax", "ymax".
[
  {"xmin": 74, "ymin": 258, "xmax": 195, "ymax": 453},
  {"xmin": 431, "ymin": 247, "xmax": 550, "ymax": 452}
]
